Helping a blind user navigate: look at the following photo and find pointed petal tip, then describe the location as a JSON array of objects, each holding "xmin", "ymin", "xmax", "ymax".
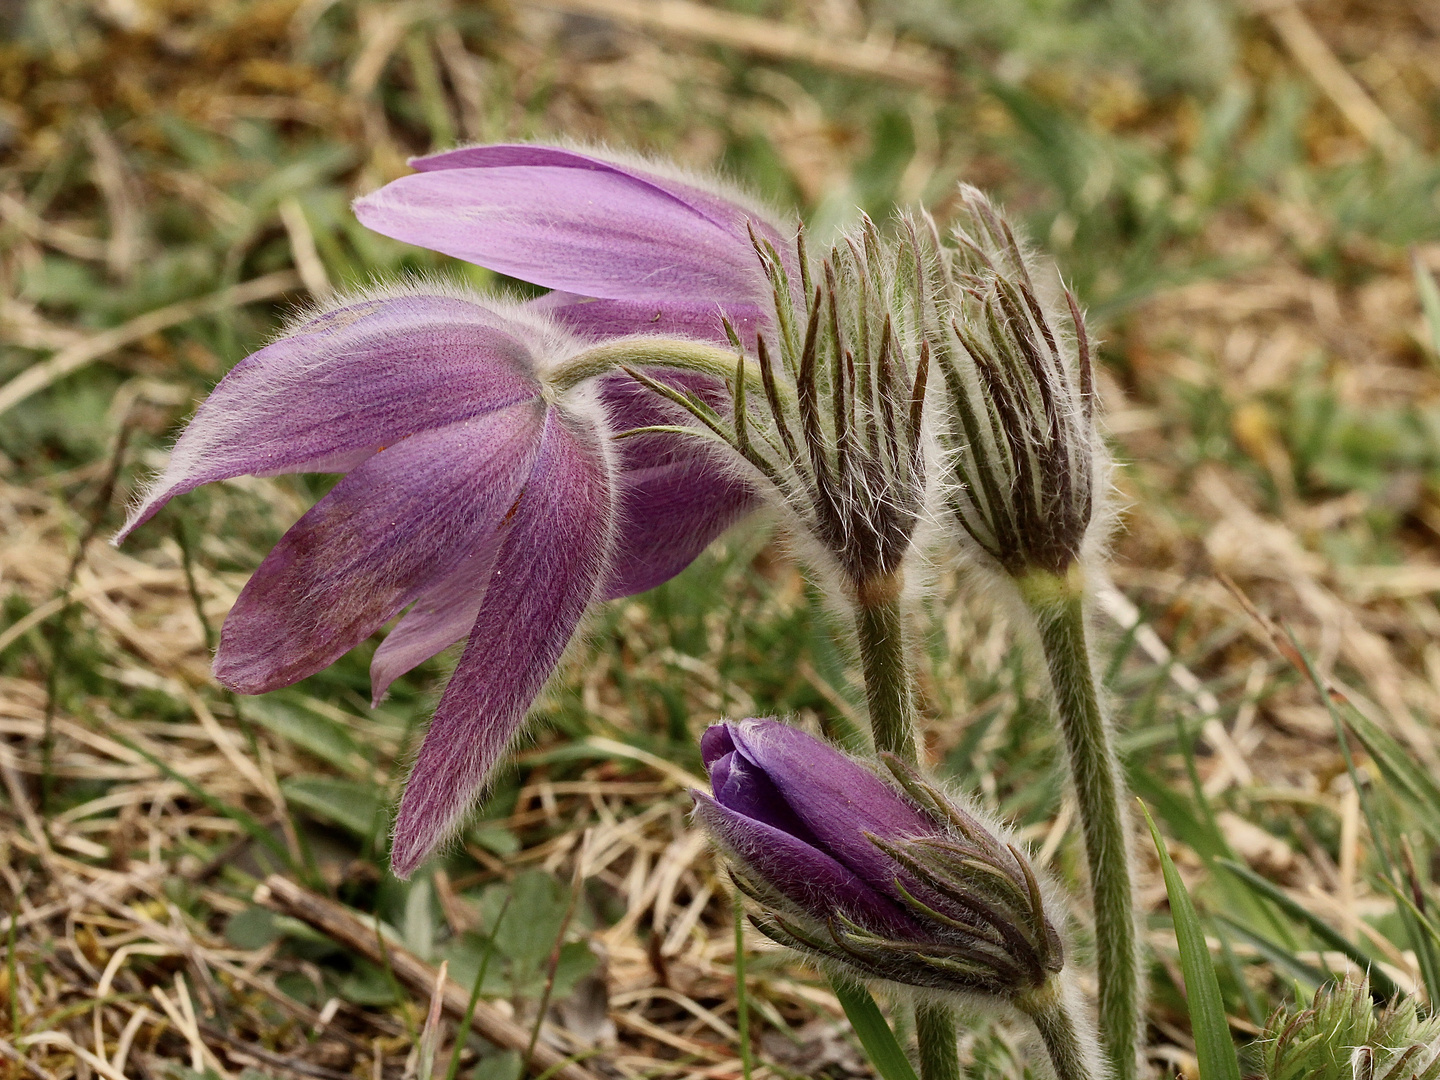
[
  {"xmin": 212, "ymin": 651, "xmax": 280, "ymax": 697},
  {"xmin": 388, "ymin": 834, "xmax": 428, "ymax": 880},
  {"xmin": 390, "ymin": 782, "xmax": 465, "ymax": 880}
]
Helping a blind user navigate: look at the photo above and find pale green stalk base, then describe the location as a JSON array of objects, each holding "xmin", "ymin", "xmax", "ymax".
[
  {"xmin": 915, "ymin": 1003, "xmax": 961, "ymax": 1080},
  {"xmin": 1019, "ymin": 568, "xmax": 1140, "ymax": 1080},
  {"xmin": 1016, "ymin": 980, "xmax": 1098, "ymax": 1080},
  {"xmin": 854, "ymin": 575, "xmax": 918, "ymax": 764}
]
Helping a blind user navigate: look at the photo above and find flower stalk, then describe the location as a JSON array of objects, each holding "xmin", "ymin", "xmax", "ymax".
[
  {"xmin": 915, "ymin": 1004, "xmax": 962, "ymax": 1080},
  {"xmin": 1016, "ymin": 979, "xmax": 1104, "ymax": 1080},
  {"xmin": 854, "ymin": 573, "xmax": 919, "ymax": 763},
  {"xmin": 1020, "ymin": 567, "xmax": 1138, "ymax": 1080}
]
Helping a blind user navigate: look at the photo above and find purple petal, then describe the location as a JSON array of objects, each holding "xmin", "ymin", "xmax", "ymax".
[
  {"xmin": 598, "ymin": 369, "xmax": 758, "ymax": 599},
  {"xmin": 529, "ymin": 291, "xmax": 767, "ymax": 347},
  {"xmin": 213, "ymin": 400, "xmax": 546, "ymax": 694},
  {"xmin": 355, "ymin": 166, "xmax": 768, "ymax": 306},
  {"xmin": 368, "ymin": 537, "xmax": 504, "ymax": 704},
  {"xmin": 700, "ymin": 723, "xmax": 736, "ymax": 767},
  {"xmin": 692, "ymin": 793, "xmax": 917, "ymax": 937},
  {"xmin": 390, "ymin": 407, "xmax": 613, "ymax": 877},
  {"xmin": 711, "ymin": 749, "xmax": 816, "ymax": 842},
  {"xmin": 604, "ymin": 455, "xmax": 756, "ymax": 598},
  {"xmin": 409, "ymin": 144, "xmax": 788, "ymax": 248},
  {"xmin": 729, "ymin": 719, "xmax": 936, "ymax": 893},
  {"xmin": 117, "ymin": 294, "xmax": 542, "ymax": 540}
]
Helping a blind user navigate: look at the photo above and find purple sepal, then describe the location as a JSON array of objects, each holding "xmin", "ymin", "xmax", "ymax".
[
  {"xmin": 214, "ymin": 400, "xmax": 547, "ymax": 695},
  {"xmin": 530, "ymin": 291, "xmax": 766, "ymax": 347},
  {"xmin": 116, "ymin": 295, "xmax": 541, "ymax": 541},
  {"xmin": 726, "ymin": 719, "xmax": 933, "ymax": 895},
  {"xmin": 390, "ymin": 408, "xmax": 613, "ymax": 876}
]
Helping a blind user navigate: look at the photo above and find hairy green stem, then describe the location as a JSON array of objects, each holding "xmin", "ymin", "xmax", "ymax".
[
  {"xmin": 853, "ymin": 577, "xmax": 917, "ymax": 763},
  {"xmin": 853, "ymin": 576, "xmax": 961, "ymax": 1080},
  {"xmin": 546, "ymin": 338, "xmax": 767, "ymax": 394},
  {"xmin": 1020, "ymin": 569, "xmax": 1139, "ymax": 1080},
  {"xmin": 915, "ymin": 1003, "xmax": 961, "ymax": 1080},
  {"xmin": 1016, "ymin": 980, "xmax": 1098, "ymax": 1080}
]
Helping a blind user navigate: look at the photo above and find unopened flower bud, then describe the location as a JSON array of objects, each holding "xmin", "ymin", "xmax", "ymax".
[
  {"xmin": 925, "ymin": 187, "xmax": 1103, "ymax": 579},
  {"xmin": 1264, "ymin": 978, "xmax": 1440, "ymax": 1080},
  {"xmin": 692, "ymin": 719, "xmax": 1063, "ymax": 999},
  {"xmin": 636, "ymin": 218, "xmax": 933, "ymax": 599}
]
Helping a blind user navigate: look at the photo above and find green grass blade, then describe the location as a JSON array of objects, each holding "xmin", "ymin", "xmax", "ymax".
[
  {"xmin": 830, "ymin": 978, "xmax": 921, "ymax": 1080},
  {"xmin": 1143, "ymin": 802, "xmax": 1242, "ymax": 1080},
  {"xmin": 1413, "ymin": 249, "xmax": 1440, "ymax": 364},
  {"xmin": 1376, "ymin": 875, "xmax": 1440, "ymax": 1004},
  {"xmin": 445, "ymin": 896, "xmax": 510, "ymax": 1080},
  {"xmin": 1217, "ymin": 859, "xmax": 1397, "ymax": 1001},
  {"xmin": 1341, "ymin": 703, "xmax": 1440, "ymax": 845}
]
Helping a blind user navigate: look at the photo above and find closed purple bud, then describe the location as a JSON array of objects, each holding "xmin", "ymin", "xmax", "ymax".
[{"xmin": 694, "ymin": 719, "xmax": 1064, "ymax": 999}]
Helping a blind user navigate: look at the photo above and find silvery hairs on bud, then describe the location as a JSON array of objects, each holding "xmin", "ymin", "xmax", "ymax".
[
  {"xmin": 694, "ymin": 720, "xmax": 1065, "ymax": 999},
  {"xmin": 1264, "ymin": 978, "xmax": 1440, "ymax": 1080},
  {"xmin": 630, "ymin": 216, "xmax": 940, "ymax": 601},
  {"xmin": 922, "ymin": 186, "xmax": 1112, "ymax": 580}
]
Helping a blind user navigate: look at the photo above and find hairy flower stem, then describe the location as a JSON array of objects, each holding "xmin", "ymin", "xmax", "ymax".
[
  {"xmin": 1016, "ymin": 981, "xmax": 1098, "ymax": 1080},
  {"xmin": 1020, "ymin": 568, "xmax": 1139, "ymax": 1080},
  {"xmin": 854, "ymin": 575, "xmax": 918, "ymax": 764},
  {"xmin": 853, "ymin": 576, "xmax": 960, "ymax": 1080},
  {"xmin": 915, "ymin": 1004, "xmax": 961, "ymax": 1080}
]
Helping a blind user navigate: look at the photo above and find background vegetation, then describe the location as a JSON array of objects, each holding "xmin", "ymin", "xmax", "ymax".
[{"xmin": 5, "ymin": 0, "xmax": 1440, "ymax": 1076}]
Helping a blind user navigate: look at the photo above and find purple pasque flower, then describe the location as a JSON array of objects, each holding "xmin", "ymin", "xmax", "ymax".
[
  {"xmin": 694, "ymin": 719, "xmax": 1063, "ymax": 998},
  {"xmin": 115, "ymin": 286, "xmax": 745, "ymax": 876}
]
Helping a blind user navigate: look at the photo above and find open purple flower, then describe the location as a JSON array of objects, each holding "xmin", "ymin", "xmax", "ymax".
[
  {"xmin": 115, "ymin": 288, "xmax": 750, "ymax": 876},
  {"xmin": 694, "ymin": 719, "xmax": 1063, "ymax": 997}
]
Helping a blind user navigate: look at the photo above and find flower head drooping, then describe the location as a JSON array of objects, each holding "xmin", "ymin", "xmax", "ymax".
[
  {"xmin": 116, "ymin": 146, "xmax": 807, "ymax": 878},
  {"xmin": 693, "ymin": 719, "xmax": 1062, "ymax": 999},
  {"xmin": 114, "ymin": 283, "xmax": 756, "ymax": 877},
  {"xmin": 352, "ymin": 142, "xmax": 809, "ymax": 587},
  {"xmin": 925, "ymin": 187, "xmax": 1104, "ymax": 580}
]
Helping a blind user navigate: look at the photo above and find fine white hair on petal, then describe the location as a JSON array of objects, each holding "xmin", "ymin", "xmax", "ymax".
[
  {"xmin": 417, "ymin": 136, "xmax": 796, "ymax": 238},
  {"xmin": 274, "ymin": 272, "xmax": 586, "ymax": 363},
  {"xmin": 113, "ymin": 276, "xmax": 587, "ymax": 543}
]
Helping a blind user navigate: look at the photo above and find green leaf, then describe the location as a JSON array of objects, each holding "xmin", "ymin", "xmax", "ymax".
[
  {"xmin": 1142, "ymin": 803, "xmax": 1242, "ymax": 1080},
  {"xmin": 492, "ymin": 870, "xmax": 570, "ymax": 971},
  {"xmin": 224, "ymin": 907, "xmax": 280, "ymax": 950},
  {"xmin": 245, "ymin": 696, "xmax": 368, "ymax": 779},
  {"xmin": 1217, "ymin": 859, "xmax": 1397, "ymax": 1001},
  {"xmin": 829, "ymin": 979, "xmax": 920, "ymax": 1080},
  {"xmin": 281, "ymin": 775, "xmax": 384, "ymax": 837}
]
